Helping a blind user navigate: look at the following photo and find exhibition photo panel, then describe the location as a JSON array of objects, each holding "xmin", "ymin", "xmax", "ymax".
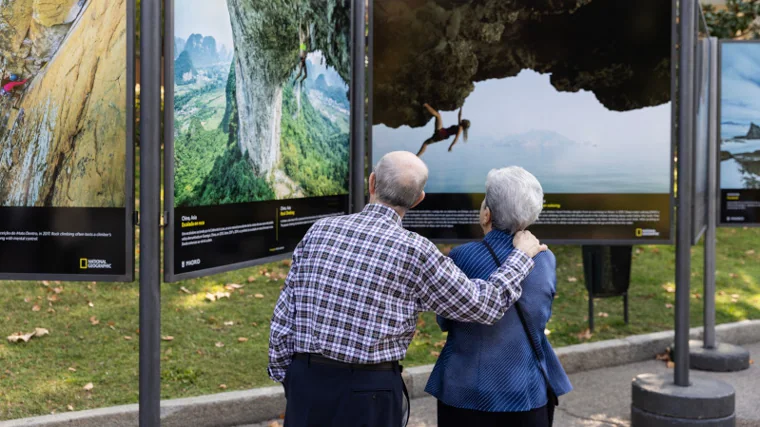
[
  {"xmin": 0, "ymin": 0, "xmax": 134, "ymax": 280},
  {"xmin": 167, "ymin": 0, "xmax": 352, "ymax": 280},
  {"xmin": 719, "ymin": 41, "xmax": 760, "ymax": 226},
  {"xmin": 371, "ymin": 0, "xmax": 674, "ymax": 243}
]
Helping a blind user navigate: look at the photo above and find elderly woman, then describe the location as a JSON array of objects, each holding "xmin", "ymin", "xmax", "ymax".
[{"xmin": 425, "ymin": 166, "xmax": 572, "ymax": 427}]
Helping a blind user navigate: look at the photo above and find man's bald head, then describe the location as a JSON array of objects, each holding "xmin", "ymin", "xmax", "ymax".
[{"xmin": 373, "ymin": 151, "xmax": 429, "ymax": 210}]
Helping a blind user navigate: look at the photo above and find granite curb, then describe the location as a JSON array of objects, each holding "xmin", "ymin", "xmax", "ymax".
[{"xmin": 1, "ymin": 320, "xmax": 757, "ymax": 427}]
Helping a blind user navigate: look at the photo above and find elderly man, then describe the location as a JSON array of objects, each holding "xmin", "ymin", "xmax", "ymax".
[{"xmin": 268, "ymin": 151, "xmax": 548, "ymax": 427}]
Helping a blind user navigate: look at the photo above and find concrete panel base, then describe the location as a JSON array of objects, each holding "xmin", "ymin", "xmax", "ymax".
[{"xmin": 689, "ymin": 340, "xmax": 751, "ymax": 372}]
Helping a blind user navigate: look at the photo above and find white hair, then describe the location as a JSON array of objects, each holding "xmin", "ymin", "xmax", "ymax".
[
  {"xmin": 374, "ymin": 151, "xmax": 429, "ymax": 210},
  {"xmin": 485, "ymin": 166, "xmax": 543, "ymax": 232}
]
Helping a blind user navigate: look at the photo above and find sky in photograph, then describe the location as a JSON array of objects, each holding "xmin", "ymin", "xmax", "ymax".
[
  {"xmin": 720, "ymin": 43, "xmax": 760, "ymax": 140},
  {"xmin": 175, "ymin": 0, "xmax": 235, "ymax": 50}
]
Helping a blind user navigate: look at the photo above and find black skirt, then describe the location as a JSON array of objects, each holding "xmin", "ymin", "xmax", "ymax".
[{"xmin": 437, "ymin": 400, "xmax": 554, "ymax": 427}]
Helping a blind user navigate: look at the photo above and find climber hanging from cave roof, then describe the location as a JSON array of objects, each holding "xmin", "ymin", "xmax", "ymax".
[
  {"xmin": 416, "ymin": 103, "xmax": 471, "ymax": 157},
  {"xmin": 293, "ymin": 21, "xmax": 310, "ymax": 87}
]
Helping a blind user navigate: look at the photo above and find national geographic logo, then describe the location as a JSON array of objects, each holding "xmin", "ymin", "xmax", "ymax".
[
  {"xmin": 79, "ymin": 258, "xmax": 112, "ymax": 270},
  {"xmin": 635, "ymin": 228, "xmax": 660, "ymax": 238}
]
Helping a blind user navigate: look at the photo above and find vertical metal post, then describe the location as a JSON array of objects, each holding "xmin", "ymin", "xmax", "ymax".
[
  {"xmin": 139, "ymin": 0, "xmax": 162, "ymax": 424},
  {"xmin": 675, "ymin": 0, "xmax": 696, "ymax": 387},
  {"xmin": 703, "ymin": 36, "xmax": 719, "ymax": 350},
  {"xmin": 350, "ymin": 0, "xmax": 367, "ymax": 214}
]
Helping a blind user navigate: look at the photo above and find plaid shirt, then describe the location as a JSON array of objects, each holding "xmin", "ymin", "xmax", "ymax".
[{"xmin": 267, "ymin": 204, "xmax": 534, "ymax": 382}]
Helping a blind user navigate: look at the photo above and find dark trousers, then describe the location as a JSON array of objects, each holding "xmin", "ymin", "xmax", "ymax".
[
  {"xmin": 283, "ymin": 356, "xmax": 405, "ymax": 427},
  {"xmin": 437, "ymin": 400, "xmax": 554, "ymax": 427}
]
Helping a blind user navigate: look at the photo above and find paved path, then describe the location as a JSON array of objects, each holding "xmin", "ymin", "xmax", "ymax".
[{"xmin": 242, "ymin": 342, "xmax": 760, "ymax": 427}]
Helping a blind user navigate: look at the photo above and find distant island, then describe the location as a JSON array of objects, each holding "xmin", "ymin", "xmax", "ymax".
[{"xmin": 733, "ymin": 122, "xmax": 760, "ymax": 140}]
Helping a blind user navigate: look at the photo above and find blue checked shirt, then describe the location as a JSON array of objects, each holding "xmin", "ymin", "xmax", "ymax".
[{"xmin": 267, "ymin": 204, "xmax": 535, "ymax": 382}]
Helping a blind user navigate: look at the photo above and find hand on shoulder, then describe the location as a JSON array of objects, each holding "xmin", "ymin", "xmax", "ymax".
[{"xmin": 513, "ymin": 230, "xmax": 548, "ymax": 258}]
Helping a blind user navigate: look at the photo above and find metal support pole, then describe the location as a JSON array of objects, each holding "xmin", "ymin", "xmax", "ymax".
[
  {"xmin": 139, "ymin": 0, "xmax": 162, "ymax": 424},
  {"xmin": 703, "ymin": 36, "xmax": 719, "ymax": 350},
  {"xmin": 350, "ymin": 0, "xmax": 367, "ymax": 214},
  {"xmin": 675, "ymin": 0, "xmax": 696, "ymax": 387}
]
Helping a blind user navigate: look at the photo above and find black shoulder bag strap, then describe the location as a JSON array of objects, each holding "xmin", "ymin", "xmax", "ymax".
[{"xmin": 482, "ymin": 240, "xmax": 559, "ymax": 407}]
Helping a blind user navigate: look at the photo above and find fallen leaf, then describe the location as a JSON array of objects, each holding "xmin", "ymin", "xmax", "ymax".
[
  {"xmin": 665, "ymin": 303, "xmax": 674, "ymax": 309},
  {"xmin": 68, "ymin": 367, "xmax": 77, "ymax": 372},
  {"xmin": 88, "ymin": 302, "xmax": 94, "ymax": 308},
  {"xmin": 205, "ymin": 293, "xmax": 216, "ymax": 302},
  {"xmin": 666, "ymin": 361, "xmax": 675, "ymax": 369},
  {"xmin": 254, "ymin": 293, "xmax": 264, "ymax": 299},
  {"xmin": 576, "ymin": 329, "xmax": 592, "ymax": 340},
  {"xmin": 23, "ymin": 297, "xmax": 30, "ymax": 303},
  {"xmin": 544, "ymin": 328, "xmax": 551, "ymax": 336},
  {"xmin": 34, "ymin": 328, "xmax": 49, "ymax": 337},
  {"xmin": 731, "ymin": 294, "xmax": 740, "ymax": 299},
  {"xmin": 42, "ymin": 281, "xmax": 50, "ymax": 286},
  {"xmin": 53, "ymin": 287, "xmax": 63, "ymax": 294},
  {"xmin": 219, "ymin": 384, "xmax": 227, "ymax": 389},
  {"xmin": 161, "ymin": 336, "xmax": 174, "ymax": 341},
  {"xmin": 67, "ymin": 405, "xmax": 74, "ymax": 411},
  {"xmin": 430, "ymin": 351, "xmax": 440, "ymax": 357},
  {"xmin": 746, "ymin": 250, "xmax": 755, "ymax": 255},
  {"xmin": 32, "ymin": 305, "xmax": 40, "ymax": 312},
  {"xmin": 268, "ymin": 422, "xmax": 282, "ymax": 427},
  {"xmin": 124, "ymin": 336, "xmax": 132, "ymax": 340},
  {"xmin": 224, "ymin": 321, "xmax": 234, "ymax": 326},
  {"xmin": 83, "ymin": 383, "xmax": 94, "ymax": 392},
  {"xmin": 651, "ymin": 247, "xmax": 660, "ymax": 254},
  {"xmin": 434, "ymin": 340, "xmax": 446, "ymax": 348},
  {"xmin": 7, "ymin": 332, "xmax": 34, "ymax": 343},
  {"xmin": 656, "ymin": 352, "xmax": 670, "ymax": 361},
  {"xmin": 238, "ymin": 337, "xmax": 248, "ymax": 343},
  {"xmin": 225, "ymin": 284, "xmax": 243, "ymax": 290},
  {"xmin": 215, "ymin": 342, "xmax": 224, "ymax": 348},
  {"xmin": 89, "ymin": 317, "xmax": 99, "ymax": 326},
  {"xmin": 729, "ymin": 273, "xmax": 738, "ymax": 279},
  {"xmin": 719, "ymin": 291, "xmax": 726, "ymax": 296},
  {"xmin": 47, "ymin": 295, "xmax": 59, "ymax": 302},
  {"xmin": 179, "ymin": 287, "xmax": 192, "ymax": 294},
  {"xmin": 662, "ymin": 285, "xmax": 675, "ymax": 293},
  {"xmin": 732, "ymin": 298, "xmax": 739, "ymax": 303},
  {"xmin": 567, "ymin": 277, "xmax": 578, "ymax": 283},
  {"xmin": 750, "ymin": 359, "xmax": 754, "ymax": 365},
  {"xmin": 598, "ymin": 312, "xmax": 609, "ymax": 318}
]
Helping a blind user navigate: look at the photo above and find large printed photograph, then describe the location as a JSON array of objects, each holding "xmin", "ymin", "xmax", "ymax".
[
  {"xmin": 372, "ymin": 0, "xmax": 672, "ymax": 196},
  {"xmin": 0, "ymin": 0, "xmax": 128, "ymax": 208},
  {"xmin": 173, "ymin": 0, "xmax": 351, "ymax": 208},
  {"xmin": 720, "ymin": 42, "xmax": 760, "ymax": 190}
]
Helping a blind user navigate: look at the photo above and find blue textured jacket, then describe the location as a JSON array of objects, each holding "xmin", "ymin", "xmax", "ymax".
[{"xmin": 425, "ymin": 230, "xmax": 572, "ymax": 412}]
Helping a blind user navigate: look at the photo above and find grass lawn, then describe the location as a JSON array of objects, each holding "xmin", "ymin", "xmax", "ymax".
[{"xmin": 1, "ymin": 227, "xmax": 759, "ymax": 420}]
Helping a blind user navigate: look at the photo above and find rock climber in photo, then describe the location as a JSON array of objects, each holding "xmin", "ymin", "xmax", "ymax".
[
  {"xmin": 1, "ymin": 77, "xmax": 27, "ymax": 98},
  {"xmin": 416, "ymin": 103, "xmax": 471, "ymax": 157},
  {"xmin": 293, "ymin": 22, "xmax": 309, "ymax": 86}
]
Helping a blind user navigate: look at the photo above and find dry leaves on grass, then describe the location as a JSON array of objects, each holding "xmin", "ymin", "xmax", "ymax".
[
  {"xmin": 598, "ymin": 312, "xmax": 609, "ymax": 318},
  {"xmin": 224, "ymin": 321, "xmax": 235, "ymax": 326},
  {"xmin": 215, "ymin": 342, "xmax": 225, "ymax": 348},
  {"xmin": 666, "ymin": 361, "xmax": 675, "ymax": 369},
  {"xmin": 247, "ymin": 276, "xmax": 256, "ymax": 283},
  {"xmin": 433, "ymin": 340, "xmax": 446, "ymax": 349},
  {"xmin": 124, "ymin": 336, "xmax": 132, "ymax": 340},
  {"xmin": 430, "ymin": 351, "xmax": 440, "ymax": 357},
  {"xmin": 205, "ymin": 291, "xmax": 231, "ymax": 302},
  {"xmin": 67, "ymin": 405, "xmax": 74, "ymax": 411},
  {"xmin": 254, "ymin": 293, "xmax": 265, "ymax": 299},
  {"xmin": 662, "ymin": 284, "xmax": 675, "ymax": 293},
  {"xmin": 179, "ymin": 287, "xmax": 192, "ymax": 294},
  {"xmin": 7, "ymin": 328, "xmax": 49, "ymax": 343},
  {"xmin": 68, "ymin": 367, "xmax": 77, "ymax": 372},
  {"xmin": 576, "ymin": 329, "xmax": 592, "ymax": 340},
  {"xmin": 746, "ymin": 250, "xmax": 755, "ymax": 256},
  {"xmin": 219, "ymin": 384, "xmax": 227, "ymax": 390},
  {"xmin": 729, "ymin": 273, "xmax": 738, "ymax": 279},
  {"xmin": 162, "ymin": 336, "xmax": 174, "ymax": 341},
  {"xmin": 89, "ymin": 317, "xmax": 99, "ymax": 326},
  {"xmin": 665, "ymin": 303, "xmax": 674, "ymax": 309},
  {"xmin": 225, "ymin": 284, "xmax": 244, "ymax": 290},
  {"xmin": 567, "ymin": 277, "xmax": 578, "ymax": 283},
  {"xmin": 238, "ymin": 337, "xmax": 249, "ymax": 343},
  {"xmin": 83, "ymin": 383, "xmax": 94, "ymax": 392},
  {"xmin": 32, "ymin": 305, "xmax": 40, "ymax": 312}
]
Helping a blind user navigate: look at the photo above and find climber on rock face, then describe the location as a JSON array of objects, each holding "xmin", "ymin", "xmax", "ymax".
[
  {"xmin": 1, "ymin": 78, "xmax": 27, "ymax": 96},
  {"xmin": 293, "ymin": 22, "xmax": 309, "ymax": 86},
  {"xmin": 416, "ymin": 103, "xmax": 471, "ymax": 157}
]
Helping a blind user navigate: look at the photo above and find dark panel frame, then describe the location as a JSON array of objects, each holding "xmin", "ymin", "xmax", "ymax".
[
  {"xmin": 366, "ymin": 0, "xmax": 677, "ymax": 246},
  {"xmin": 0, "ymin": 0, "xmax": 136, "ymax": 282},
  {"xmin": 164, "ymin": 0, "xmax": 360, "ymax": 281},
  {"xmin": 716, "ymin": 39, "xmax": 760, "ymax": 228}
]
